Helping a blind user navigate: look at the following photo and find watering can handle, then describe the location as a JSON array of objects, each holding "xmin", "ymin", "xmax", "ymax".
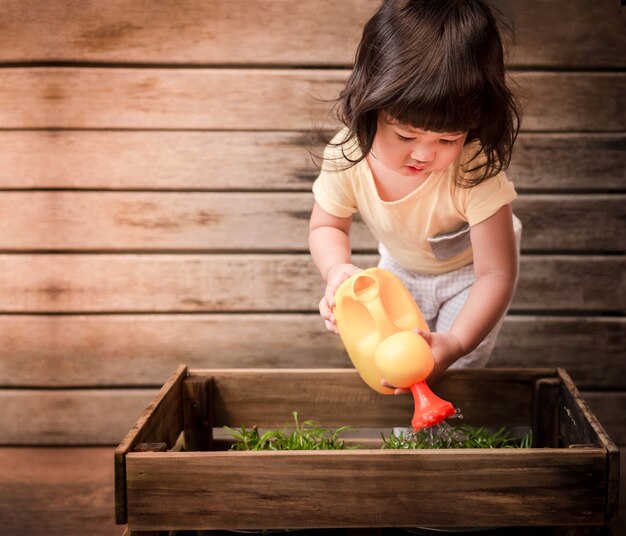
[{"xmin": 351, "ymin": 274, "xmax": 397, "ymax": 340}]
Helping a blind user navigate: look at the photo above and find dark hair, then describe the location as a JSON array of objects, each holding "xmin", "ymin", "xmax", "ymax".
[{"xmin": 322, "ymin": 0, "xmax": 521, "ymax": 187}]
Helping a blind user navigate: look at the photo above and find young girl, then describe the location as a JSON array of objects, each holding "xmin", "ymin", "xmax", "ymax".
[{"xmin": 309, "ymin": 0, "xmax": 522, "ymax": 388}]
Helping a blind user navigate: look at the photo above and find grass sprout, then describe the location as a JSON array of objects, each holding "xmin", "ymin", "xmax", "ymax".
[
  {"xmin": 224, "ymin": 411, "xmax": 359, "ymax": 451},
  {"xmin": 225, "ymin": 414, "xmax": 534, "ymax": 451},
  {"xmin": 381, "ymin": 424, "xmax": 533, "ymax": 450}
]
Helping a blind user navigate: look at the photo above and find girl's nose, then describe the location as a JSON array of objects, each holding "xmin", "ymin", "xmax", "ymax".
[{"xmin": 411, "ymin": 145, "xmax": 435, "ymax": 162}]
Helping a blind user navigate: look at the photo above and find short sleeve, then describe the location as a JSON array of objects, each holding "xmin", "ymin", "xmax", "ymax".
[
  {"xmin": 464, "ymin": 171, "xmax": 517, "ymax": 227},
  {"xmin": 311, "ymin": 133, "xmax": 359, "ymax": 218}
]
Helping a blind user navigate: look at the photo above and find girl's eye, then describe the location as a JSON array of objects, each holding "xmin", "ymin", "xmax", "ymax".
[
  {"xmin": 396, "ymin": 133, "xmax": 414, "ymax": 142},
  {"xmin": 441, "ymin": 138, "xmax": 462, "ymax": 146}
]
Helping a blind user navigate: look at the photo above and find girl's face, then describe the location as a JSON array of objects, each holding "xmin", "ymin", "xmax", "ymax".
[{"xmin": 371, "ymin": 112, "xmax": 468, "ymax": 178}]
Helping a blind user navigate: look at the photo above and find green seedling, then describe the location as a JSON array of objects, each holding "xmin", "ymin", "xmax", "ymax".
[
  {"xmin": 224, "ymin": 411, "xmax": 359, "ymax": 451},
  {"xmin": 225, "ymin": 413, "xmax": 533, "ymax": 451},
  {"xmin": 381, "ymin": 424, "xmax": 533, "ymax": 449}
]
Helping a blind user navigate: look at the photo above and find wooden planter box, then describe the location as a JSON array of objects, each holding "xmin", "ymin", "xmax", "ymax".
[{"xmin": 115, "ymin": 366, "xmax": 619, "ymax": 535}]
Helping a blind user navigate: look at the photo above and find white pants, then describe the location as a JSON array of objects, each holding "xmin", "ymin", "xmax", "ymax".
[{"xmin": 377, "ymin": 215, "xmax": 522, "ymax": 369}]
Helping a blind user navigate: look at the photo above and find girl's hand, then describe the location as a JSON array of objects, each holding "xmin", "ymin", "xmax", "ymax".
[
  {"xmin": 318, "ymin": 263, "xmax": 362, "ymax": 333},
  {"xmin": 424, "ymin": 331, "xmax": 464, "ymax": 384},
  {"xmin": 381, "ymin": 330, "xmax": 464, "ymax": 392}
]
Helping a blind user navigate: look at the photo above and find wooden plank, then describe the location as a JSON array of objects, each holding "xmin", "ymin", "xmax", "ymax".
[
  {"xmin": 197, "ymin": 368, "xmax": 552, "ymax": 428},
  {"xmin": 0, "ymin": 191, "xmax": 344, "ymax": 251},
  {"xmin": 0, "ymin": 131, "xmax": 622, "ymax": 192},
  {"xmin": 0, "ymin": 314, "xmax": 623, "ymax": 389},
  {"xmin": 513, "ymin": 195, "xmax": 625, "ymax": 252},
  {"xmin": 490, "ymin": 316, "xmax": 626, "ymax": 389},
  {"xmin": 0, "ymin": 389, "xmax": 155, "ymax": 445},
  {"xmin": 500, "ymin": 0, "xmax": 626, "ymax": 69},
  {"xmin": 0, "ymin": 253, "xmax": 622, "ymax": 312},
  {"xmin": 115, "ymin": 364, "xmax": 187, "ymax": 524},
  {"xmin": 584, "ymin": 391, "xmax": 626, "ymax": 446},
  {"xmin": 558, "ymin": 369, "xmax": 620, "ymax": 524},
  {"xmin": 182, "ymin": 376, "xmax": 213, "ymax": 452},
  {"xmin": 610, "ymin": 446, "xmax": 626, "ymax": 536},
  {"xmin": 512, "ymin": 255, "xmax": 625, "ymax": 312},
  {"xmin": 0, "ymin": 0, "xmax": 373, "ymax": 66},
  {"xmin": 0, "ymin": 130, "xmax": 316, "ymax": 191},
  {"xmin": 207, "ymin": 368, "xmax": 414, "ymax": 429},
  {"xmin": 0, "ymin": 447, "xmax": 123, "ymax": 536},
  {"xmin": 0, "ymin": 68, "xmax": 623, "ymax": 131},
  {"xmin": 559, "ymin": 372, "xmax": 603, "ymax": 447},
  {"xmin": 2, "ymin": 0, "xmax": 623, "ymax": 68},
  {"xmin": 520, "ymin": 72, "xmax": 626, "ymax": 132},
  {"xmin": 532, "ymin": 378, "xmax": 561, "ymax": 448},
  {"xmin": 126, "ymin": 448, "xmax": 607, "ymax": 529},
  {"xmin": 0, "ymin": 192, "xmax": 622, "ymax": 252},
  {"xmin": 0, "ymin": 386, "xmax": 622, "ymax": 449},
  {"xmin": 0, "ymin": 446, "xmax": 618, "ymax": 536},
  {"xmin": 511, "ymin": 134, "xmax": 626, "ymax": 192},
  {"xmin": 0, "ymin": 68, "xmax": 345, "ymax": 130}
]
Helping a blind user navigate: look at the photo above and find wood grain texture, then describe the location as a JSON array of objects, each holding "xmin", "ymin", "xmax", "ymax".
[
  {"xmin": 0, "ymin": 131, "xmax": 622, "ymax": 191},
  {"xmin": 0, "ymin": 385, "xmax": 621, "ymax": 447},
  {"xmin": 0, "ymin": 191, "xmax": 622, "ymax": 252},
  {"xmin": 0, "ymin": 315, "xmax": 623, "ymax": 389},
  {"xmin": 519, "ymin": 72, "xmax": 625, "ymax": 132},
  {"xmin": 489, "ymin": 316, "xmax": 626, "ymax": 389},
  {"xmin": 0, "ymin": 68, "xmax": 623, "ymax": 131},
  {"xmin": 585, "ymin": 392, "xmax": 626, "ymax": 445},
  {"xmin": 0, "ymin": 0, "xmax": 373, "ymax": 66},
  {"xmin": 532, "ymin": 378, "xmax": 561, "ymax": 448},
  {"xmin": 0, "ymin": 446, "xmax": 620, "ymax": 536},
  {"xmin": 558, "ymin": 370, "xmax": 604, "ymax": 447},
  {"xmin": 510, "ymin": 134, "xmax": 626, "ymax": 192},
  {"xmin": 115, "ymin": 364, "xmax": 186, "ymax": 524},
  {"xmin": 558, "ymin": 369, "xmax": 620, "ymax": 524},
  {"xmin": 125, "ymin": 449, "xmax": 607, "ymax": 529},
  {"xmin": 0, "ymin": 130, "xmax": 316, "ymax": 190},
  {"xmin": 0, "ymin": 447, "xmax": 123, "ymax": 536},
  {"xmin": 0, "ymin": 253, "xmax": 622, "ymax": 312},
  {"xmin": 183, "ymin": 376, "xmax": 213, "ymax": 452},
  {"xmin": 1, "ymin": 0, "xmax": 624, "ymax": 68},
  {"xmin": 115, "ymin": 364, "xmax": 186, "ymax": 452},
  {"xmin": 0, "ymin": 68, "xmax": 345, "ymax": 130},
  {"xmin": 200, "ymin": 368, "xmax": 552, "ymax": 428},
  {"xmin": 0, "ymin": 389, "xmax": 155, "ymax": 445}
]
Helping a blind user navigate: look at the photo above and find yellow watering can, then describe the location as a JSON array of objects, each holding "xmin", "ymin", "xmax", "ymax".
[{"xmin": 333, "ymin": 267, "xmax": 455, "ymax": 430}]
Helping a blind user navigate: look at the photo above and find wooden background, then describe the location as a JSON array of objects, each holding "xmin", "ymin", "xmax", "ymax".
[{"xmin": 0, "ymin": 1, "xmax": 624, "ymax": 534}]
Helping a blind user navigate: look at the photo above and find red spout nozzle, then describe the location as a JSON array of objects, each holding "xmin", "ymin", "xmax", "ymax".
[{"xmin": 410, "ymin": 381, "xmax": 455, "ymax": 430}]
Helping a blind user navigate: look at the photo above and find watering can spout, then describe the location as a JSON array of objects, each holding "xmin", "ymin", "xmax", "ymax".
[{"xmin": 410, "ymin": 381, "xmax": 456, "ymax": 430}]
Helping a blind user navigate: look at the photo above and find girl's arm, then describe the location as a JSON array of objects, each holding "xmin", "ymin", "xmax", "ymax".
[
  {"xmin": 429, "ymin": 204, "xmax": 518, "ymax": 379},
  {"xmin": 309, "ymin": 201, "xmax": 361, "ymax": 333}
]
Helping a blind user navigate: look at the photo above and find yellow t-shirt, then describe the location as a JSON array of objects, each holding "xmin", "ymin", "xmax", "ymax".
[{"xmin": 312, "ymin": 130, "xmax": 517, "ymax": 274}]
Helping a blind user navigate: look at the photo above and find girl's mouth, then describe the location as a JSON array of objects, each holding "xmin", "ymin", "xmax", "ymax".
[{"xmin": 405, "ymin": 165, "xmax": 426, "ymax": 174}]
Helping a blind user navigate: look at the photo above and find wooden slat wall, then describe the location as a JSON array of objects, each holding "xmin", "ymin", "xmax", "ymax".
[
  {"xmin": 0, "ymin": 0, "xmax": 624, "ymax": 451},
  {"xmin": 2, "ymin": 0, "xmax": 624, "ymax": 68},
  {"xmin": 0, "ymin": 448, "xmax": 120, "ymax": 536}
]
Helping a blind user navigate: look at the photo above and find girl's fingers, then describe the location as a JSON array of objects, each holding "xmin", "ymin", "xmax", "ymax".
[
  {"xmin": 381, "ymin": 379, "xmax": 410, "ymax": 395},
  {"xmin": 320, "ymin": 297, "xmax": 338, "ymax": 332},
  {"xmin": 324, "ymin": 288, "xmax": 336, "ymax": 310},
  {"xmin": 320, "ymin": 304, "xmax": 335, "ymax": 324},
  {"xmin": 381, "ymin": 379, "xmax": 397, "ymax": 389},
  {"xmin": 416, "ymin": 328, "xmax": 432, "ymax": 345},
  {"xmin": 324, "ymin": 319, "xmax": 339, "ymax": 333}
]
